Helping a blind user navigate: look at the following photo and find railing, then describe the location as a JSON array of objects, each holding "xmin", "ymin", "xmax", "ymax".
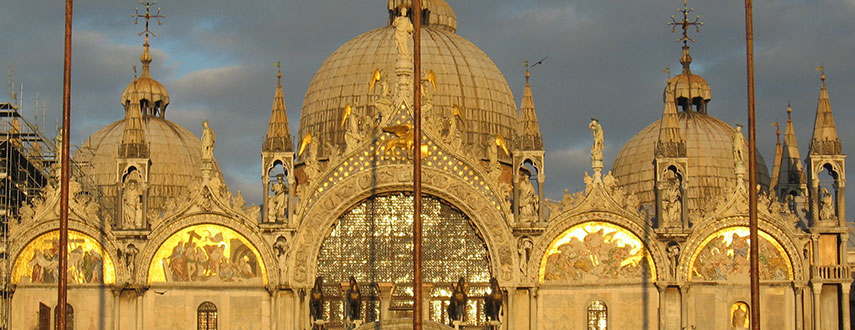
[{"xmin": 811, "ymin": 265, "xmax": 853, "ymax": 282}]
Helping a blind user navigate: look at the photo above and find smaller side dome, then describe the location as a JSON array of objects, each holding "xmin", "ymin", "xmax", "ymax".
[{"xmin": 121, "ymin": 44, "xmax": 170, "ymax": 117}]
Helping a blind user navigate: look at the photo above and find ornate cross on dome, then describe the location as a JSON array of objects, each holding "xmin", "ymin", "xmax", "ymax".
[
  {"xmin": 668, "ymin": 0, "xmax": 702, "ymax": 47},
  {"xmin": 133, "ymin": 0, "xmax": 165, "ymax": 45}
]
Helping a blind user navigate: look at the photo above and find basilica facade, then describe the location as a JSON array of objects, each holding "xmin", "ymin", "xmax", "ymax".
[{"xmin": 2, "ymin": 1, "xmax": 852, "ymax": 330}]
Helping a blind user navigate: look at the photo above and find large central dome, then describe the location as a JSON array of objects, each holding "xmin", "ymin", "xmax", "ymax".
[{"xmin": 298, "ymin": 1, "xmax": 518, "ymax": 157}]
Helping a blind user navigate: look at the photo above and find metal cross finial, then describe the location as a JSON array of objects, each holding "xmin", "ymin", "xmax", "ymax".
[
  {"xmin": 668, "ymin": 0, "xmax": 703, "ymax": 46},
  {"xmin": 133, "ymin": 0, "xmax": 165, "ymax": 44}
]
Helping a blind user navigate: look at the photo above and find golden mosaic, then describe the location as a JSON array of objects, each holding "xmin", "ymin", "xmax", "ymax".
[
  {"xmin": 689, "ymin": 226, "xmax": 792, "ymax": 281},
  {"xmin": 540, "ymin": 222, "xmax": 655, "ymax": 283},
  {"xmin": 148, "ymin": 224, "xmax": 267, "ymax": 284},
  {"xmin": 12, "ymin": 230, "xmax": 116, "ymax": 284}
]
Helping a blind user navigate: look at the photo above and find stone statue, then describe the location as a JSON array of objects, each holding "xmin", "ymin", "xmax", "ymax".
[
  {"xmin": 733, "ymin": 125, "xmax": 746, "ymax": 168},
  {"xmin": 124, "ymin": 244, "xmax": 139, "ymax": 280},
  {"xmin": 517, "ymin": 237, "xmax": 534, "ymax": 276},
  {"xmin": 666, "ymin": 244, "xmax": 680, "ymax": 279},
  {"xmin": 820, "ymin": 187, "xmax": 835, "ymax": 220},
  {"xmin": 345, "ymin": 276, "xmax": 362, "ymax": 321},
  {"xmin": 344, "ymin": 110, "xmax": 363, "ymax": 154},
  {"xmin": 447, "ymin": 277, "xmax": 468, "ymax": 324},
  {"xmin": 122, "ymin": 171, "xmax": 144, "ymax": 229},
  {"xmin": 273, "ymin": 236, "xmax": 288, "ymax": 258},
  {"xmin": 731, "ymin": 303, "xmax": 749, "ymax": 330},
  {"xmin": 201, "ymin": 120, "xmax": 216, "ymax": 161},
  {"xmin": 589, "ymin": 118, "xmax": 604, "ymax": 163},
  {"xmin": 518, "ymin": 177, "xmax": 537, "ymax": 217},
  {"xmin": 393, "ymin": 7, "xmax": 413, "ymax": 58},
  {"xmin": 304, "ymin": 139, "xmax": 321, "ymax": 183},
  {"xmin": 445, "ymin": 110, "xmax": 463, "ymax": 150},
  {"xmin": 662, "ymin": 181, "xmax": 682, "ymax": 228},
  {"xmin": 269, "ymin": 175, "xmax": 288, "ymax": 222}
]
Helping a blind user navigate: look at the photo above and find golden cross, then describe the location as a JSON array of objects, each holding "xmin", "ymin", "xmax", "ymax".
[
  {"xmin": 668, "ymin": 0, "xmax": 703, "ymax": 46},
  {"xmin": 133, "ymin": 0, "xmax": 165, "ymax": 44}
]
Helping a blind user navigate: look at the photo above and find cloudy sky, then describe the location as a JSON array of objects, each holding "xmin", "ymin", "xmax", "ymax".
[{"xmin": 2, "ymin": 0, "xmax": 853, "ymax": 214}]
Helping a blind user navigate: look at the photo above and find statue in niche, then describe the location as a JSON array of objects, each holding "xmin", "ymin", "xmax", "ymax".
[
  {"xmin": 517, "ymin": 237, "xmax": 534, "ymax": 276},
  {"xmin": 201, "ymin": 120, "xmax": 216, "ymax": 161},
  {"xmin": 393, "ymin": 6, "xmax": 413, "ymax": 58},
  {"xmin": 820, "ymin": 187, "xmax": 835, "ymax": 220},
  {"xmin": 518, "ymin": 176, "xmax": 537, "ymax": 217},
  {"xmin": 666, "ymin": 243, "xmax": 680, "ymax": 279},
  {"xmin": 660, "ymin": 174, "xmax": 682, "ymax": 228},
  {"xmin": 268, "ymin": 175, "xmax": 289, "ymax": 222},
  {"xmin": 273, "ymin": 236, "xmax": 288, "ymax": 259},
  {"xmin": 124, "ymin": 244, "xmax": 139, "ymax": 280},
  {"xmin": 733, "ymin": 125, "xmax": 746, "ymax": 166},
  {"xmin": 122, "ymin": 171, "xmax": 144, "ymax": 229},
  {"xmin": 588, "ymin": 118, "xmax": 604, "ymax": 163}
]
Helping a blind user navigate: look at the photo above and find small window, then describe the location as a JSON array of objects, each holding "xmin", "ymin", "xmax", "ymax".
[
  {"xmin": 54, "ymin": 304, "xmax": 73, "ymax": 330},
  {"xmin": 587, "ymin": 300, "xmax": 607, "ymax": 330},
  {"xmin": 197, "ymin": 301, "xmax": 218, "ymax": 330}
]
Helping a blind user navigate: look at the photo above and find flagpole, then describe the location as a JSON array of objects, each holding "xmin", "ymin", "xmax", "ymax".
[
  {"xmin": 743, "ymin": 0, "xmax": 761, "ymax": 329},
  {"xmin": 57, "ymin": 0, "xmax": 74, "ymax": 329},
  {"xmin": 412, "ymin": 0, "xmax": 424, "ymax": 329}
]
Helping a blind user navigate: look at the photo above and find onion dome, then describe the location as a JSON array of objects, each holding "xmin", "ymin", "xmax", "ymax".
[{"xmin": 298, "ymin": 1, "xmax": 517, "ymax": 158}]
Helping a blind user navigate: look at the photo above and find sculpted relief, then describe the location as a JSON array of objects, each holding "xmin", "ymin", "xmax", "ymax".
[
  {"xmin": 148, "ymin": 224, "xmax": 267, "ymax": 284},
  {"xmin": 540, "ymin": 222, "xmax": 654, "ymax": 283}
]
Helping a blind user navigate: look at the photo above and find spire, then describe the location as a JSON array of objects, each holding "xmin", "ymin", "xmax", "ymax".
[
  {"xmin": 123, "ymin": 1, "xmax": 169, "ymax": 117},
  {"xmin": 668, "ymin": 0, "xmax": 703, "ymax": 74},
  {"xmin": 517, "ymin": 69, "xmax": 543, "ymax": 150},
  {"xmin": 809, "ymin": 67, "xmax": 842, "ymax": 155},
  {"xmin": 263, "ymin": 63, "xmax": 293, "ymax": 152},
  {"xmin": 655, "ymin": 83, "xmax": 686, "ymax": 157},
  {"xmin": 770, "ymin": 121, "xmax": 782, "ymax": 192},
  {"xmin": 779, "ymin": 104, "xmax": 806, "ymax": 189},
  {"xmin": 119, "ymin": 99, "xmax": 149, "ymax": 158},
  {"xmin": 133, "ymin": 1, "xmax": 163, "ymax": 78}
]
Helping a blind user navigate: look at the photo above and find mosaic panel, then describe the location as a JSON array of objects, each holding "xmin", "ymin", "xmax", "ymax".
[
  {"xmin": 148, "ymin": 224, "xmax": 267, "ymax": 285},
  {"xmin": 12, "ymin": 230, "xmax": 116, "ymax": 284},
  {"xmin": 540, "ymin": 222, "xmax": 655, "ymax": 283},
  {"xmin": 689, "ymin": 226, "xmax": 792, "ymax": 281}
]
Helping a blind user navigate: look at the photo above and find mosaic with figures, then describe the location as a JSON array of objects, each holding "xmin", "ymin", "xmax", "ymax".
[
  {"xmin": 12, "ymin": 230, "xmax": 116, "ymax": 284},
  {"xmin": 540, "ymin": 222, "xmax": 655, "ymax": 283},
  {"xmin": 689, "ymin": 227, "xmax": 792, "ymax": 281},
  {"xmin": 148, "ymin": 224, "xmax": 267, "ymax": 284}
]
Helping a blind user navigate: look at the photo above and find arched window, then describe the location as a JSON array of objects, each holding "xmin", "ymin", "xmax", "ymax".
[
  {"xmin": 197, "ymin": 302, "xmax": 218, "ymax": 330},
  {"xmin": 587, "ymin": 300, "xmax": 607, "ymax": 330},
  {"xmin": 54, "ymin": 304, "xmax": 73, "ymax": 330},
  {"xmin": 730, "ymin": 302, "xmax": 749, "ymax": 329}
]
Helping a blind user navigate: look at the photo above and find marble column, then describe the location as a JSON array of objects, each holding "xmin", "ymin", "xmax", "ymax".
[
  {"xmin": 377, "ymin": 283, "xmax": 394, "ymax": 321},
  {"xmin": 504, "ymin": 288, "xmax": 513, "ymax": 330},
  {"xmin": 656, "ymin": 284, "xmax": 666, "ymax": 330},
  {"xmin": 841, "ymin": 284, "xmax": 851, "ymax": 330},
  {"xmin": 135, "ymin": 289, "xmax": 144, "ymax": 330},
  {"xmin": 112, "ymin": 289, "xmax": 121, "ymax": 330},
  {"xmin": 529, "ymin": 287, "xmax": 538, "ymax": 330},
  {"xmin": 680, "ymin": 286, "xmax": 689, "ymax": 330},
  {"xmin": 420, "ymin": 283, "xmax": 433, "ymax": 322},
  {"xmin": 812, "ymin": 283, "xmax": 822, "ymax": 330},
  {"xmin": 794, "ymin": 283, "xmax": 804, "ymax": 330},
  {"xmin": 270, "ymin": 289, "xmax": 278, "ymax": 330}
]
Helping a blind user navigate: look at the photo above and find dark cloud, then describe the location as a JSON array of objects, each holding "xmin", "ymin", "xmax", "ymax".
[{"xmin": 2, "ymin": 0, "xmax": 853, "ymax": 214}]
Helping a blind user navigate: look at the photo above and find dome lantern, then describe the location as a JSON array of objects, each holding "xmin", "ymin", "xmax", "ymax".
[
  {"xmin": 666, "ymin": 0, "xmax": 710, "ymax": 114},
  {"xmin": 121, "ymin": 2, "xmax": 170, "ymax": 118}
]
